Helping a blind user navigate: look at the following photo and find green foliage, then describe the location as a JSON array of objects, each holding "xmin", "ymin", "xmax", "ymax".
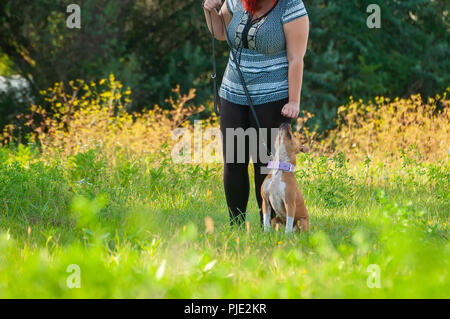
[
  {"xmin": 68, "ymin": 148, "xmax": 106, "ymax": 185},
  {"xmin": 302, "ymin": 0, "xmax": 450, "ymax": 129},
  {"xmin": 125, "ymin": 0, "xmax": 214, "ymax": 110},
  {"xmin": 0, "ymin": 0, "xmax": 448, "ymax": 130},
  {"xmin": 0, "ymin": 143, "xmax": 448, "ymax": 297},
  {"xmin": 0, "ymin": 0, "xmax": 140, "ymax": 106},
  {"xmin": 0, "ymin": 86, "xmax": 29, "ymax": 130},
  {"xmin": 0, "ymin": 52, "xmax": 15, "ymax": 76}
]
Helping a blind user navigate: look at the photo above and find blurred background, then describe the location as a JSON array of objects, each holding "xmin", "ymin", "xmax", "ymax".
[
  {"xmin": 0, "ymin": 0, "xmax": 449, "ymax": 133},
  {"xmin": 0, "ymin": 1, "xmax": 448, "ymax": 298}
]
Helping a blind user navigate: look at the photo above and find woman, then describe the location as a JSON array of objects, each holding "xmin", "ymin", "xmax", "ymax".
[{"xmin": 203, "ymin": 0, "xmax": 309, "ymax": 226}]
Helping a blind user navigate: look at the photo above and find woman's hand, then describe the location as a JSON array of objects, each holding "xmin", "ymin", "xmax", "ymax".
[
  {"xmin": 203, "ymin": 0, "xmax": 222, "ymax": 11},
  {"xmin": 281, "ymin": 101, "xmax": 300, "ymax": 118}
]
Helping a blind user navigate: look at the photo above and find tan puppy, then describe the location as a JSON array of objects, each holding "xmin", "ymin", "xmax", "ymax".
[{"xmin": 261, "ymin": 123, "xmax": 309, "ymax": 233}]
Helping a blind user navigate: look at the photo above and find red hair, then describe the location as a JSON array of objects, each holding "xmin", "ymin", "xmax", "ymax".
[{"xmin": 241, "ymin": 0, "xmax": 277, "ymax": 16}]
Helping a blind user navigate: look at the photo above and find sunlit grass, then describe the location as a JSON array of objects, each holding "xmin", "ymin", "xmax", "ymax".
[
  {"xmin": 0, "ymin": 78, "xmax": 448, "ymax": 297},
  {"xmin": 0, "ymin": 143, "xmax": 448, "ymax": 298}
]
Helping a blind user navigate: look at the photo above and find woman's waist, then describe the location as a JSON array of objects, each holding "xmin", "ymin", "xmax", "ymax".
[
  {"xmin": 227, "ymin": 50, "xmax": 288, "ymax": 71},
  {"xmin": 221, "ymin": 75, "xmax": 288, "ymax": 92},
  {"xmin": 223, "ymin": 63, "xmax": 289, "ymax": 86}
]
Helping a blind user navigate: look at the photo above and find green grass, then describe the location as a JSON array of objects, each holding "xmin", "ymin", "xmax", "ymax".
[{"xmin": 0, "ymin": 143, "xmax": 448, "ymax": 298}]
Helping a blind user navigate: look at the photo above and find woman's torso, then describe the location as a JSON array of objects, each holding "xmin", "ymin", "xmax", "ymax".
[{"xmin": 219, "ymin": 0, "xmax": 307, "ymax": 105}]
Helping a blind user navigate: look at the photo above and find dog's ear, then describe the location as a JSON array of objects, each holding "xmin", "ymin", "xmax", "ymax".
[{"xmin": 297, "ymin": 144, "xmax": 310, "ymax": 153}]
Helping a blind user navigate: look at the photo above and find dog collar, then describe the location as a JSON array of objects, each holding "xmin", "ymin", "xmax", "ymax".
[{"xmin": 267, "ymin": 161, "xmax": 295, "ymax": 172}]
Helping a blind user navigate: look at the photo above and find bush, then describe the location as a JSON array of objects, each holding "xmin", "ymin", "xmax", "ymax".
[
  {"xmin": 315, "ymin": 89, "xmax": 450, "ymax": 162},
  {"xmin": 2, "ymin": 76, "xmax": 208, "ymax": 160}
]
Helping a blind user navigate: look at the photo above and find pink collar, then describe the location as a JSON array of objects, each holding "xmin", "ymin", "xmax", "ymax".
[{"xmin": 267, "ymin": 161, "xmax": 295, "ymax": 173}]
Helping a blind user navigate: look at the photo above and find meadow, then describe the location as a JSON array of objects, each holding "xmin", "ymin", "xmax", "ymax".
[{"xmin": 0, "ymin": 78, "xmax": 448, "ymax": 298}]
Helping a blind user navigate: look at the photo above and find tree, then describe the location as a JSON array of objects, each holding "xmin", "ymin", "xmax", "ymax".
[
  {"xmin": 0, "ymin": 0, "xmax": 448, "ymax": 132},
  {"xmin": 0, "ymin": 0, "xmax": 137, "ymax": 102}
]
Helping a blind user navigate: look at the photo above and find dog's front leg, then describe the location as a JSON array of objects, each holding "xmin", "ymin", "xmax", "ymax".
[
  {"xmin": 262, "ymin": 199, "xmax": 272, "ymax": 232},
  {"xmin": 285, "ymin": 202, "xmax": 296, "ymax": 234}
]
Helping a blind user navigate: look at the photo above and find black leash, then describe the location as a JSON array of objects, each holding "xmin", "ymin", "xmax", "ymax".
[
  {"xmin": 207, "ymin": 8, "xmax": 269, "ymax": 156},
  {"xmin": 208, "ymin": 11, "xmax": 221, "ymax": 116}
]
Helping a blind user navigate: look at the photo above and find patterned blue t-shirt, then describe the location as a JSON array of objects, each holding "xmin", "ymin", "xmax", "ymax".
[{"xmin": 219, "ymin": 0, "xmax": 308, "ymax": 105}]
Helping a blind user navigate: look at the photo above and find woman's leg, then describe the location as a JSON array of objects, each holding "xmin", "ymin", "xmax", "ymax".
[
  {"xmin": 249, "ymin": 97, "xmax": 291, "ymax": 225},
  {"xmin": 219, "ymin": 98, "xmax": 251, "ymax": 226}
]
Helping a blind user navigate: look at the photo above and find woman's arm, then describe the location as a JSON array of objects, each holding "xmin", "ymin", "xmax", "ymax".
[
  {"xmin": 203, "ymin": 0, "xmax": 232, "ymax": 41},
  {"xmin": 281, "ymin": 15, "xmax": 309, "ymax": 118}
]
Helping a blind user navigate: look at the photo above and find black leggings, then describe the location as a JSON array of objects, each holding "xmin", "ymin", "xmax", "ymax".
[{"xmin": 219, "ymin": 96, "xmax": 291, "ymax": 226}]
